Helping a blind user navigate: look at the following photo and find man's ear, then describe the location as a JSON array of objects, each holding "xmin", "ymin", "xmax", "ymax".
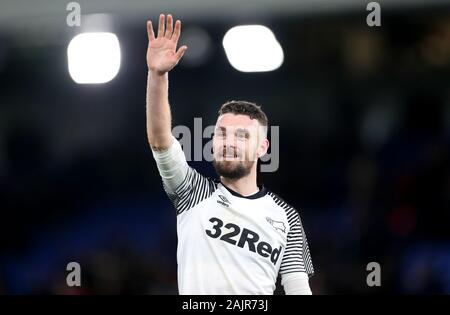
[{"xmin": 257, "ymin": 138, "xmax": 269, "ymax": 158}]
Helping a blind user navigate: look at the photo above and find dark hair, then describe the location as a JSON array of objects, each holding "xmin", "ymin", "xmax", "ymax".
[{"xmin": 218, "ymin": 100, "xmax": 268, "ymax": 127}]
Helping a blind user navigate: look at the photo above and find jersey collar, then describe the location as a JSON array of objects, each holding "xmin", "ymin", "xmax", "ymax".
[{"xmin": 219, "ymin": 182, "xmax": 267, "ymax": 200}]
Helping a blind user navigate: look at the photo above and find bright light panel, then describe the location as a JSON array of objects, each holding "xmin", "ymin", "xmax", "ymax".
[
  {"xmin": 222, "ymin": 25, "xmax": 284, "ymax": 72},
  {"xmin": 67, "ymin": 32, "xmax": 121, "ymax": 84}
]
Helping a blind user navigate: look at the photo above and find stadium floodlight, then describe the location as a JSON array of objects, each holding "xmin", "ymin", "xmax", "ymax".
[
  {"xmin": 67, "ymin": 32, "xmax": 121, "ymax": 84},
  {"xmin": 222, "ymin": 25, "xmax": 284, "ymax": 73}
]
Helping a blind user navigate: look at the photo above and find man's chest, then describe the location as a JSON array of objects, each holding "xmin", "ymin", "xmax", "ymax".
[{"xmin": 182, "ymin": 191, "xmax": 289, "ymax": 265}]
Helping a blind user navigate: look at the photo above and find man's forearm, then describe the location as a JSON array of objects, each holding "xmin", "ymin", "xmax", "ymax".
[{"xmin": 146, "ymin": 70, "xmax": 173, "ymax": 151}]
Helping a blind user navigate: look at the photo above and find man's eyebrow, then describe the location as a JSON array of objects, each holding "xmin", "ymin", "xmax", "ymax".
[{"xmin": 215, "ymin": 127, "xmax": 250, "ymax": 135}]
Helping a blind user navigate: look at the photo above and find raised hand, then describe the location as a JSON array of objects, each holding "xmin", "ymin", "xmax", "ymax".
[{"xmin": 146, "ymin": 14, "xmax": 188, "ymax": 75}]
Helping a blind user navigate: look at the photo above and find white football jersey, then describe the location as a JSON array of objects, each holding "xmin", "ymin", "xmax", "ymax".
[{"xmin": 152, "ymin": 138, "xmax": 314, "ymax": 295}]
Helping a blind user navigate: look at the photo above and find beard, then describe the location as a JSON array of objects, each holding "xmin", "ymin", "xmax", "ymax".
[{"xmin": 213, "ymin": 159, "xmax": 254, "ymax": 180}]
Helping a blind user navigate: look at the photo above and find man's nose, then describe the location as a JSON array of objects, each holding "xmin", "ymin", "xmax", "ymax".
[{"xmin": 224, "ymin": 134, "xmax": 237, "ymax": 148}]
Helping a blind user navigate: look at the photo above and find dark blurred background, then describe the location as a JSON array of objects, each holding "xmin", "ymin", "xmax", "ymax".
[{"xmin": 0, "ymin": 0, "xmax": 449, "ymax": 294}]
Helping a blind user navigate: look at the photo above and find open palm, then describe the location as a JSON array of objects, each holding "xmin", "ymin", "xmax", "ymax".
[{"xmin": 146, "ymin": 14, "xmax": 187, "ymax": 74}]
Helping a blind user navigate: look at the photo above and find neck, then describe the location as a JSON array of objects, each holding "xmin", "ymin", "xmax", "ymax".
[{"xmin": 220, "ymin": 167, "xmax": 259, "ymax": 197}]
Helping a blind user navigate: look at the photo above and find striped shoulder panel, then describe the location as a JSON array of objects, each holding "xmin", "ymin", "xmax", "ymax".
[
  {"xmin": 164, "ymin": 166, "xmax": 218, "ymax": 215},
  {"xmin": 267, "ymin": 191, "xmax": 315, "ymax": 276},
  {"xmin": 267, "ymin": 191, "xmax": 300, "ymax": 227}
]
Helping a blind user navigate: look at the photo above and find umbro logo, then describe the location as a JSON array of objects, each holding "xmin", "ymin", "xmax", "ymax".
[
  {"xmin": 266, "ymin": 217, "xmax": 286, "ymax": 234},
  {"xmin": 217, "ymin": 195, "xmax": 230, "ymax": 207}
]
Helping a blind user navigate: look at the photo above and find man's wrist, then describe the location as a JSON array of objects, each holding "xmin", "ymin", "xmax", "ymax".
[{"xmin": 148, "ymin": 68, "xmax": 168, "ymax": 77}]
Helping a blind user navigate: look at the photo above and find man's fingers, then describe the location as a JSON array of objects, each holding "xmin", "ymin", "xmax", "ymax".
[
  {"xmin": 165, "ymin": 14, "xmax": 173, "ymax": 39},
  {"xmin": 172, "ymin": 20, "xmax": 181, "ymax": 43},
  {"xmin": 175, "ymin": 45, "xmax": 188, "ymax": 61},
  {"xmin": 157, "ymin": 14, "xmax": 165, "ymax": 38},
  {"xmin": 147, "ymin": 21, "xmax": 155, "ymax": 41}
]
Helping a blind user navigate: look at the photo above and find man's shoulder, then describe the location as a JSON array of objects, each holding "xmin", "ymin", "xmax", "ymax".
[
  {"xmin": 265, "ymin": 190, "xmax": 296, "ymax": 209},
  {"xmin": 265, "ymin": 190, "xmax": 301, "ymax": 218},
  {"xmin": 184, "ymin": 165, "xmax": 219, "ymax": 186}
]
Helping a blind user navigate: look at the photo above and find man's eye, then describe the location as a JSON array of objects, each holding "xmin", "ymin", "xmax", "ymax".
[{"xmin": 236, "ymin": 131, "xmax": 248, "ymax": 140}]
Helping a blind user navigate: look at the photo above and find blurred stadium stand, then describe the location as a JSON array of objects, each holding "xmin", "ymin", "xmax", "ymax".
[{"xmin": 0, "ymin": 0, "xmax": 449, "ymax": 294}]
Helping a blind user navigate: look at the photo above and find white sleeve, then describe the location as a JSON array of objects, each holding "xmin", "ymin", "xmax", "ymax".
[
  {"xmin": 151, "ymin": 136, "xmax": 217, "ymax": 215},
  {"xmin": 281, "ymin": 272, "xmax": 312, "ymax": 295},
  {"xmin": 151, "ymin": 135, "xmax": 189, "ymax": 194}
]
